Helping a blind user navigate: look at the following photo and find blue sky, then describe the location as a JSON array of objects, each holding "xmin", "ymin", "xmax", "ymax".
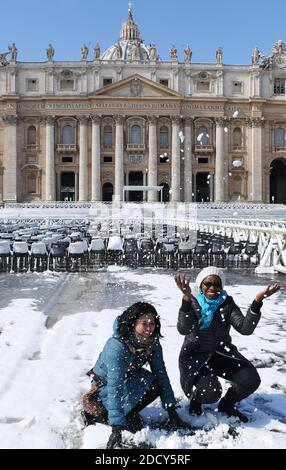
[{"xmin": 0, "ymin": 0, "xmax": 284, "ymax": 64}]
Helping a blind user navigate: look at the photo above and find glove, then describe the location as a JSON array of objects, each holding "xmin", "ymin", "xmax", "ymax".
[
  {"xmin": 106, "ymin": 426, "xmax": 122, "ymax": 449},
  {"xmin": 167, "ymin": 406, "xmax": 190, "ymax": 430}
]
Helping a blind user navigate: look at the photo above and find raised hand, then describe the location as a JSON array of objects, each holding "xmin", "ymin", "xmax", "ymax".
[
  {"xmin": 255, "ymin": 282, "xmax": 282, "ymax": 303},
  {"xmin": 175, "ymin": 273, "xmax": 192, "ymax": 301}
]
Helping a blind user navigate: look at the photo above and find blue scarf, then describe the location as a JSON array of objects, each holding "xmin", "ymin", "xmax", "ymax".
[{"xmin": 197, "ymin": 290, "xmax": 227, "ymax": 330}]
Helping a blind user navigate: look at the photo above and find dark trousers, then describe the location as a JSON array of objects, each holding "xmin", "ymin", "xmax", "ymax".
[{"xmin": 192, "ymin": 351, "xmax": 261, "ymax": 405}]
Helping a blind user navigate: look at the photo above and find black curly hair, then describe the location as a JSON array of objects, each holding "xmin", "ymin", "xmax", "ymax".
[{"xmin": 118, "ymin": 302, "xmax": 162, "ymax": 340}]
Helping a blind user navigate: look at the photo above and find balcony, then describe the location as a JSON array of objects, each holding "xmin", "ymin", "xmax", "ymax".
[
  {"xmin": 56, "ymin": 144, "xmax": 77, "ymax": 153},
  {"xmin": 25, "ymin": 144, "xmax": 39, "ymax": 151},
  {"xmin": 232, "ymin": 145, "xmax": 246, "ymax": 152},
  {"xmin": 127, "ymin": 143, "xmax": 146, "ymax": 151},
  {"xmin": 195, "ymin": 144, "xmax": 214, "ymax": 153},
  {"xmin": 275, "ymin": 146, "xmax": 286, "ymax": 152}
]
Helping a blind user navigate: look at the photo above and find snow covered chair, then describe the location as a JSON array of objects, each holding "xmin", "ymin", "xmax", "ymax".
[
  {"xmin": 209, "ymin": 241, "xmax": 226, "ymax": 268},
  {"xmin": 106, "ymin": 236, "xmax": 123, "ymax": 265},
  {"xmin": 193, "ymin": 243, "xmax": 209, "ymax": 268},
  {"xmin": 0, "ymin": 241, "xmax": 12, "ymax": 272},
  {"xmin": 49, "ymin": 242, "xmax": 68, "ymax": 272},
  {"xmin": 30, "ymin": 242, "xmax": 48, "ymax": 272},
  {"xmin": 12, "ymin": 241, "xmax": 29, "ymax": 272},
  {"xmin": 67, "ymin": 240, "xmax": 86, "ymax": 271},
  {"xmin": 122, "ymin": 237, "xmax": 138, "ymax": 268},
  {"xmin": 89, "ymin": 238, "xmax": 106, "ymax": 269},
  {"xmin": 177, "ymin": 240, "xmax": 194, "ymax": 268},
  {"xmin": 138, "ymin": 238, "xmax": 155, "ymax": 266}
]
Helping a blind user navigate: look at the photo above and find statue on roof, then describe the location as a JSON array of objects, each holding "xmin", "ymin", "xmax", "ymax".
[
  {"xmin": 46, "ymin": 44, "xmax": 55, "ymax": 61},
  {"xmin": 216, "ymin": 47, "xmax": 223, "ymax": 64},
  {"xmin": 170, "ymin": 45, "xmax": 178, "ymax": 60},
  {"xmin": 8, "ymin": 43, "xmax": 18, "ymax": 62},
  {"xmin": 81, "ymin": 43, "xmax": 89, "ymax": 60},
  {"xmin": 252, "ymin": 47, "xmax": 260, "ymax": 65},
  {"xmin": 93, "ymin": 42, "xmax": 100, "ymax": 60},
  {"xmin": 184, "ymin": 45, "xmax": 192, "ymax": 64}
]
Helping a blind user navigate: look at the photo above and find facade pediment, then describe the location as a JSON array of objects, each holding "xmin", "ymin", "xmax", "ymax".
[{"xmin": 89, "ymin": 75, "xmax": 184, "ymax": 99}]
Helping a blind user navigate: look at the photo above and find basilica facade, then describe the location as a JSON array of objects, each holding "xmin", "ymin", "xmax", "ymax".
[{"xmin": 1, "ymin": 6, "xmax": 286, "ymax": 204}]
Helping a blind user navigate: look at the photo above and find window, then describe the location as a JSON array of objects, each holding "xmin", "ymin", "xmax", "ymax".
[
  {"xmin": 233, "ymin": 128, "xmax": 242, "ymax": 148},
  {"xmin": 103, "ymin": 126, "xmax": 113, "ymax": 146},
  {"xmin": 62, "ymin": 156, "xmax": 73, "ymax": 163},
  {"xmin": 198, "ymin": 157, "xmax": 209, "ymax": 164},
  {"xmin": 232, "ymin": 81, "xmax": 242, "ymax": 94},
  {"xmin": 62, "ymin": 125, "xmax": 75, "ymax": 145},
  {"xmin": 60, "ymin": 79, "xmax": 75, "ymax": 91},
  {"xmin": 27, "ymin": 175, "xmax": 37, "ymax": 194},
  {"xmin": 197, "ymin": 126, "xmax": 209, "ymax": 145},
  {"xmin": 130, "ymin": 125, "xmax": 142, "ymax": 144},
  {"xmin": 160, "ymin": 126, "xmax": 169, "ymax": 147},
  {"xmin": 197, "ymin": 81, "xmax": 210, "ymax": 92},
  {"xmin": 103, "ymin": 78, "xmax": 113, "ymax": 86},
  {"xmin": 159, "ymin": 79, "xmax": 169, "ymax": 87},
  {"xmin": 26, "ymin": 79, "xmax": 38, "ymax": 92},
  {"xmin": 27, "ymin": 126, "xmax": 36, "ymax": 145},
  {"xmin": 275, "ymin": 128, "xmax": 285, "ymax": 148},
  {"xmin": 102, "ymin": 182, "xmax": 113, "ymax": 202},
  {"xmin": 103, "ymin": 156, "xmax": 113, "ymax": 163},
  {"xmin": 274, "ymin": 78, "xmax": 285, "ymax": 95}
]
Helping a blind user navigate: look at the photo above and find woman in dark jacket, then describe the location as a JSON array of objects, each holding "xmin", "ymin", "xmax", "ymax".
[
  {"xmin": 86, "ymin": 301, "xmax": 186, "ymax": 449},
  {"xmin": 175, "ymin": 267, "xmax": 281, "ymax": 422}
]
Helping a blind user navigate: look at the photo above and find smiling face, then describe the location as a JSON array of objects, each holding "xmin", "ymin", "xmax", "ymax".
[
  {"xmin": 200, "ymin": 275, "xmax": 222, "ymax": 299},
  {"xmin": 135, "ymin": 313, "xmax": 156, "ymax": 338}
]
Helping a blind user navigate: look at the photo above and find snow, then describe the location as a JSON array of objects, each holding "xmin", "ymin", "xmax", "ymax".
[{"xmin": 0, "ymin": 269, "xmax": 285, "ymax": 449}]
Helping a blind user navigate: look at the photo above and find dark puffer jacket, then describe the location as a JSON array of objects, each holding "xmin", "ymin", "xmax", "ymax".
[{"xmin": 177, "ymin": 295, "xmax": 262, "ymax": 354}]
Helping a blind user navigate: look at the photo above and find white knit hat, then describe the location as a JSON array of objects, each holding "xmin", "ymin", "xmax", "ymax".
[{"xmin": 195, "ymin": 266, "xmax": 225, "ymax": 289}]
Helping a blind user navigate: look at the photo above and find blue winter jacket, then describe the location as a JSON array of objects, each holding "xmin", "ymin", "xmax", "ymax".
[{"xmin": 92, "ymin": 317, "xmax": 176, "ymax": 426}]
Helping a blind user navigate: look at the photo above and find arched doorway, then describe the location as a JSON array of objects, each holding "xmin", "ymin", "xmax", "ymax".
[
  {"xmin": 161, "ymin": 183, "xmax": 170, "ymax": 202},
  {"xmin": 270, "ymin": 158, "xmax": 286, "ymax": 203},
  {"xmin": 196, "ymin": 173, "xmax": 210, "ymax": 202},
  {"xmin": 61, "ymin": 172, "xmax": 75, "ymax": 201},
  {"xmin": 102, "ymin": 182, "xmax": 113, "ymax": 202},
  {"xmin": 128, "ymin": 171, "xmax": 143, "ymax": 202}
]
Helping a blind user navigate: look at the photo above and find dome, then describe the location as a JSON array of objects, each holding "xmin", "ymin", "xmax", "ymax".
[{"xmin": 101, "ymin": 5, "xmax": 158, "ymax": 62}]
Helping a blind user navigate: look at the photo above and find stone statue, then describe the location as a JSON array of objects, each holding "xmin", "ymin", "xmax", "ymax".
[
  {"xmin": 184, "ymin": 45, "xmax": 192, "ymax": 64},
  {"xmin": 216, "ymin": 47, "xmax": 223, "ymax": 64},
  {"xmin": 170, "ymin": 45, "xmax": 178, "ymax": 60},
  {"xmin": 46, "ymin": 44, "xmax": 55, "ymax": 61},
  {"xmin": 93, "ymin": 42, "xmax": 100, "ymax": 60},
  {"xmin": 8, "ymin": 43, "xmax": 18, "ymax": 62},
  {"xmin": 0, "ymin": 51, "xmax": 9, "ymax": 66},
  {"xmin": 114, "ymin": 42, "xmax": 122, "ymax": 60},
  {"xmin": 148, "ymin": 43, "xmax": 157, "ymax": 61},
  {"xmin": 81, "ymin": 43, "xmax": 89, "ymax": 60},
  {"xmin": 252, "ymin": 47, "xmax": 260, "ymax": 65},
  {"xmin": 131, "ymin": 41, "xmax": 141, "ymax": 60}
]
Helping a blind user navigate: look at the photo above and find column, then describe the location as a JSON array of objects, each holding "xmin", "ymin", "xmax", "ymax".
[
  {"xmin": 56, "ymin": 172, "xmax": 61, "ymax": 201},
  {"xmin": 171, "ymin": 116, "xmax": 181, "ymax": 202},
  {"xmin": 3, "ymin": 115, "xmax": 17, "ymax": 202},
  {"xmin": 114, "ymin": 115, "xmax": 124, "ymax": 202},
  {"xmin": 78, "ymin": 116, "xmax": 89, "ymax": 201},
  {"xmin": 45, "ymin": 116, "xmax": 56, "ymax": 201},
  {"xmin": 148, "ymin": 116, "xmax": 158, "ymax": 202},
  {"xmin": 214, "ymin": 118, "xmax": 226, "ymax": 202},
  {"xmin": 91, "ymin": 115, "xmax": 101, "ymax": 201},
  {"xmin": 75, "ymin": 172, "xmax": 79, "ymax": 202},
  {"xmin": 250, "ymin": 117, "xmax": 264, "ymax": 202},
  {"xmin": 184, "ymin": 118, "xmax": 193, "ymax": 202}
]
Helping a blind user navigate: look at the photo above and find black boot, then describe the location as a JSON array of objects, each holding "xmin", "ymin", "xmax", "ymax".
[
  {"xmin": 218, "ymin": 396, "xmax": 248, "ymax": 423},
  {"xmin": 189, "ymin": 395, "xmax": 202, "ymax": 416},
  {"xmin": 126, "ymin": 410, "xmax": 144, "ymax": 433}
]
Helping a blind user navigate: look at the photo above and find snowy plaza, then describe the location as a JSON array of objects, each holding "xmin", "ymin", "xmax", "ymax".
[{"xmin": 0, "ymin": 202, "xmax": 286, "ymax": 449}]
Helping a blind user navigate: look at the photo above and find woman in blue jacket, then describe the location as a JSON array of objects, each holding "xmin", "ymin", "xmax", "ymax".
[{"xmin": 85, "ymin": 302, "xmax": 186, "ymax": 449}]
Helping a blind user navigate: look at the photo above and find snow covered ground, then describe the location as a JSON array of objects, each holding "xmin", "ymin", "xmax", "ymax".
[{"xmin": 0, "ymin": 267, "xmax": 285, "ymax": 449}]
